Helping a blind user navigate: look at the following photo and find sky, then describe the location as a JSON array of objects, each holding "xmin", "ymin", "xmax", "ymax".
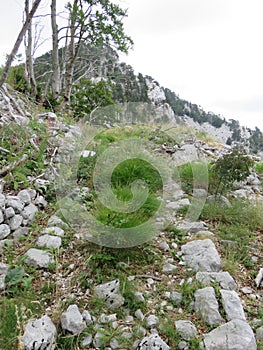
[{"xmin": 0, "ymin": 0, "xmax": 263, "ymax": 131}]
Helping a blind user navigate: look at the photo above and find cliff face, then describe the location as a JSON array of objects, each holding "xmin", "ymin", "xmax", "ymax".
[{"xmin": 33, "ymin": 44, "xmax": 263, "ymax": 154}]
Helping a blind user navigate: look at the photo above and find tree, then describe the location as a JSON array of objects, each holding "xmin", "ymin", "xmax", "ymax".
[
  {"xmin": 0, "ymin": 0, "xmax": 42, "ymax": 88},
  {"xmin": 59, "ymin": 0, "xmax": 133, "ymax": 104},
  {"xmin": 50, "ymin": 0, "xmax": 60, "ymax": 98},
  {"xmin": 70, "ymin": 78, "xmax": 114, "ymax": 121},
  {"xmin": 24, "ymin": 0, "xmax": 38, "ymax": 97}
]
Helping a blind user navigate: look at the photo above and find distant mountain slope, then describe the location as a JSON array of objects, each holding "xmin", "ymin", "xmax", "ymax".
[{"xmin": 34, "ymin": 44, "xmax": 263, "ymax": 154}]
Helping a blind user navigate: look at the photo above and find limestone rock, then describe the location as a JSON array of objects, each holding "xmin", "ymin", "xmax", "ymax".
[
  {"xmin": 177, "ymin": 221, "xmax": 208, "ymax": 233},
  {"xmin": 34, "ymin": 195, "xmax": 48, "ymax": 208},
  {"xmin": 47, "ymin": 215, "xmax": 68, "ymax": 228},
  {"xmin": 22, "ymin": 315, "xmax": 56, "ymax": 350},
  {"xmin": 170, "ymin": 291, "xmax": 182, "ymax": 305},
  {"xmin": 13, "ymin": 227, "xmax": 29, "ymax": 240},
  {"xmin": 37, "ymin": 234, "xmax": 62, "ymax": 249},
  {"xmin": 256, "ymin": 326, "xmax": 263, "ymax": 341},
  {"xmin": 6, "ymin": 197, "xmax": 24, "ymax": 213},
  {"xmin": 5, "ymin": 207, "xmax": 15, "ymax": 219},
  {"xmin": 21, "ymin": 203, "xmax": 38, "ymax": 222},
  {"xmin": 203, "ymin": 319, "xmax": 256, "ymax": 350},
  {"xmin": 0, "ymin": 263, "xmax": 9, "ymax": 290},
  {"xmin": 146, "ymin": 315, "xmax": 159, "ymax": 328},
  {"xmin": 220, "ymin": 290, "xmax": 246, "ymax": 321},
  {"xmin": 195, "ymin": 287, "xmax": 223, "ymax": 326},
  {"xmin": 136, "ymin": 334, "xmax": 170, "ymax": 350},
  {"xmin": 25, "ymin": 248, "xmax": 54, "ymax": 268},
  {"xmin": 0, "ymin": 209, "xmax": 3, "ymax": 223},
  {"xmin": 175, "ymin": 320, "xmax": 197, "ymax": 340},
  {"xmin": 9, "ymin": 214, "xmax": 23, "ymax": 231},
  {"xmin": 196, "ymin": 271, "xmax": 237, "ymax": 290},
  {"xmin": 162, "ymin": 262, "xmax": 177, "ymax": 273},
  {"xmin": 0, "ymin": 193, "xmax": 5, "ymax": 208},
  {"xmin": 17, "ymin": 189, "xmax": 32, "ymax": 205},
  {"xmin": 61, "ymin": 304, "xmax": 86, "ymax": 335},
  {"xmin": 41, "ymin": 226, "xmax": 65, "ymax": 237},
  {"xmin": 181, "ymin": 239, "xmax": 221, "ymax": 272},
  {"xmin": 0, "ymin": 224, "xmax": 10, "ymax": 239},
  {"xmin": 94, "ymin": 279, "xmax": 124, "ymax": 309}
]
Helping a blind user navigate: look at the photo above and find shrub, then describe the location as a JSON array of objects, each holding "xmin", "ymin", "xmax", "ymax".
[{"xmin": 209, "ymin": 145, "xmax": 254, "ymax": 196}]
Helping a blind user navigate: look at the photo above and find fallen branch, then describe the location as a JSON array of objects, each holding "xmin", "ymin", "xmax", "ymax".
[
  {"xmin": 0, "ymin": 147, "xmax": 16, "ymax": 156},
  {"xmin": 0, "ymin": 154, "xmax": 28, "ymax": 177},
  {"xmin": 1, "ymin": 85, "xmax": 25, "ymax": 117},
  {"xmin": 135, "ymin": 274, "xmax": 162, "ymax": 281}
]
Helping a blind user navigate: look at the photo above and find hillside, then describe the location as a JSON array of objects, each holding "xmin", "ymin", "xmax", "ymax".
[
  {"xmin": 32, "ymin": 44, "xmax": 263, "ymax": 154},
  {"xmin": 1, "ymin": 48, "xmax": 263, "ymax": 350}
]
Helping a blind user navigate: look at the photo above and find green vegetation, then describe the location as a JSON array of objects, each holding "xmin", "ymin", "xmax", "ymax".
[
  {"xmin": 71, "ymin": 78, "xmax": 114, "ymax": 120},
  {"xmin": 209, "ymin": 146, "xmax": 254, "ymax": 196},
  {"xmin": 0, "ymin": 119, "xmax": 49, "ymax": 190}
]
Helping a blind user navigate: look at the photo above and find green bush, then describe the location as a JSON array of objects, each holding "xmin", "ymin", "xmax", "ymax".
[{"xmin": 209, "ymin": 145, "xmax": 254, "ymax": 196}]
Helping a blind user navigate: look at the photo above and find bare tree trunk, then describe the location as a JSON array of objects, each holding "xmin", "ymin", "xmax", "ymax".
[
  {"xmin": 63, "ymin": 0, "xmax": 77, "ymax": 105},
  {"xmin": 25, "ymin": 0, "xmax": 37, "ymax": 97},
  {"xmin": 0, "ymin": 0, "xmax": 42, "ymax": 88},
  {"xmin": 51, "ymin": 0, "xmax": 60, "ymax": 98}
]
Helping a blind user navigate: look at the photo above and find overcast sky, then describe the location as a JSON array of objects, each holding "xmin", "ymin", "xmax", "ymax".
[{"xmin": 1, "ymin": 0, "xmax": 263, "ymax": 131}]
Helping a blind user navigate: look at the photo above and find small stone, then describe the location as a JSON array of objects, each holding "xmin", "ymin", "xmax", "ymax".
[
  {"xmin": 82, "ymin": 334, "xmax": 93, "ymax": 347},
  {"xmin": 125, "ymin": 315, "xmax": 134, "ymax": 323},
  {"xmin": 22, "ymin": 203, "xmax": 38, "ymax": 222},
  {"xmin": 135, "ymin": 309, "xmax": 144, "ymax": 320},
  {"xmin": 5, "ymin": 207, "xmax": 15, "ymax": 219},
  {"xmin": 9, "ymin": 215, "xmax": 23, "ymax": 231},
  {"xmin": 175, "ymin": 320, "xmax": 197, "ymax": 340},
  {"xmin": 134, "ymin": 291, "xmax": 145, "ymax": 302},
  {"xmin": 241, "ymin": 287, "xmax": 253, "ymax": 295},
  {"xmin": 256, "ymin": 326, "xmax": 263, "ymax": 341},
  {"xmin": 136, "ymin": 334, "xmax": 170, "ymax": 350},
  {"xmin": 220, "ymin": 289, "xmax": 246, "ymax": 321},
  {"xmin": 178, "ymin": 341, "xmax": 188, "ymax": 349},
  {"xmin": 135, "ymin": 326, "xmax": 147, "ymax": 337},
  {"xmin": 0, "ymin": 210, "xmax": 3, "ymax": 223},
  {"xmin": 110, "ymin": 338, "xmax": 119, "ymax": 349},
  {"xmin": 93, "ymin": 331, "xmax": 104, "ymax": 348},
  {"xmin": 159, "ymin": 241, "xmax": 170, "ymax": 251},
  {"xmin": 146, "ymin": 315, "xmax": 159, "ymax": 328},
  {"xmin": 162, "ymin": 262, "xmax": 177, "ymax": 273},
  {"xmin": 98, "ymin": 313, "xmax": 117, "ymax": 324},
  {"xmin": 195, "ymin": 287, "xmax": 223, "ymax": 326},
  {"xmin": 0, "ymin": 224, "xmax": 11, "ymax": 239},
  {"xmin": 25, "ymin": 248, "xmax": 54, "ymax": 269},
  {"xmin": 82, "ymin": 310, "xmax": 93, "ymax": 325},
  {"xmin": 13, "ymin": 227, "xmax": 29, "ymax": 240},
  {"xmin": 61, "ymin": 304, "xmax": 86, "ymax": 335},
  {"xmin": 170, "ymin": 291, "xmax": 182, "ymax": 306},
  {"xmin": 0, "ymin": 263, "xmax": 9, "ymax": 290},
  {"xmin": 22, "ymin": 315, "xmax": 56, "ymax": 350},
  {"xmin": 28, "ymin": 189, "xmax": 37, "ymax": 200},
  {"xmin": 37, "ymin": 234, "xmax": 62, "ymax": 249},
  {"xmin": 94, "ymin": 279, "xmax": 124, "ymax": 309},
  {"xmin": 194, "ymin": 230, "xmax": 214, "ymax": 237},
  {"xmin": 41, "ymin": 226, "xmax": 65, "ymax": 237},
  {"xmin": 0, "ymin": 194, "xmax": 5, "ymax": 208},
  {"xmin": 6, "ymin": 197, "xmax": 24, "ymax": 213},
  {"xmin": 17, "ymin": 189, "xmax": 32, "ymax": 205},
  {"xmin": 47, "ymin": 215, "xmax": 68, "ymax": 228},
  {"xmin": 34, "ymin": 195, "xmax": 48, "ymax": 208}
]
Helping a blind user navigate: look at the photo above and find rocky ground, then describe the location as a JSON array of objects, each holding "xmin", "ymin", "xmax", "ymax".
[{"xmin": 1, "ymin": 86, "xmax": 263, "ymax": 349}]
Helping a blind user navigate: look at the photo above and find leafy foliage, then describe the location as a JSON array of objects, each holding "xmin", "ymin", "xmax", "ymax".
[
  {"xmin": 209, "ymin": 145, "xmax": 254, "ymax": 195},
  {"xmin": 71, "ymin": 78, "xmax": 114, "ymax": 119}
]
